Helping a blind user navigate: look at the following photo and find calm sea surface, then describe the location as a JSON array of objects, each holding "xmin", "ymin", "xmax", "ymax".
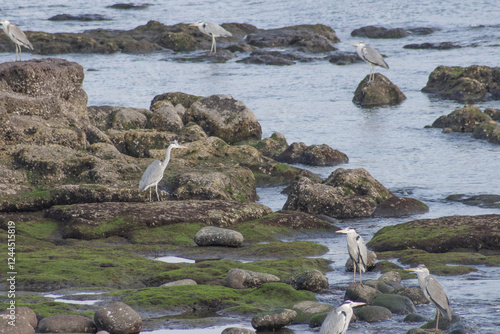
[{"xmin": 1, "ymin": 1, "xmax": 499, "ymax": 333}]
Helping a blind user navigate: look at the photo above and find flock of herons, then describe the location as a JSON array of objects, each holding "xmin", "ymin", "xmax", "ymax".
[{"xmin": 1, "ymin": 18, "xmax": 452, "ymax": 334}]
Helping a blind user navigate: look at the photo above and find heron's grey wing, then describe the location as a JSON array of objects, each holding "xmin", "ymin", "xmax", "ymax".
[
  {"xmin": 356, "ymin": 234, "xmax": 368, "ymax": 272},
  {"xmin": 319, "ymin": 307, "xmax": 350, "ymax": 334},
  {"xmin": 425, "ymin": 275, "xmax": 452, "ymax": 320},
  {"xmin": 205, "ymin": 22, "xmax": 232, "ymax": 37},
  {"xmin": 8, "ymin": 23, "xmax": 33, "ymax": 49},
  {"xmin": 361, "ymin": 46, "xmax": 389, "ymax": 69},
  {"xmin": 139, "ymin": 160, "xmax": 164, "ymax": 191}
]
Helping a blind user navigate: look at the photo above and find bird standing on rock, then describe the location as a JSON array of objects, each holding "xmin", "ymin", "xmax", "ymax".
[
  {"xmin": 336, "ymin": 227, "xmax": 368, "ymax": 284},
  {"xmin": 0, "ymin": 20, "xmax": 34, "ymax": 61},
  {"xmin": 189, "ymin": 21, "xmax": 232, "ymax": 54},
  {"xmin": 139, "ymin": 140, "xmax": 186, "ymax": 202},
  {"xmin": 353, "ymin": 42, "xmax": 389, "ymax": 82},
  {"xmin": 406, "ymin": 264, "xmax": 453, "ymax": 331}
]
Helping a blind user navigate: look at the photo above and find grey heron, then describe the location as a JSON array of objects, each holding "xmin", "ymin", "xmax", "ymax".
[
  {"xmin": 336, "ymin": 227, "xmax": 368, "ymax": 284},
  {"xmin": 319, "ymin": 300, "xmax": 366, "ymax": 334},
  {"xmin": 352, "ymin": 42, "xmax": 389, "ymax": 82},
  {"xmin": 406, "ymin": 264, "xmax": 453, "ymax": 331},
  {"xmin": 189, "ymin": 21, "xmax": 232, "ymax": 54},
  {"xmin": 139, "ymin": 140, "xmax": 186, "ymax": 202},
  {"xmin": 0, "ymin": 20, "xmax": 34, "ymax": 61}
]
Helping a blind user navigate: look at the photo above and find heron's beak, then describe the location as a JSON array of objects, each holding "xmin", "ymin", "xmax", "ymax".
[
  {"xmin": 352, "ymin": 302, "xmax": 366, "ymax": 307},
  {"xmin": 352, "ymin": 43, "xmax": 360, "ymax": 46},
  {"xmin": 405, "ymin": 268, "xmax": 417, "ymax": 272},
  {"xmin": 336, "ymin": 229, "xmax": 348, "ymax": 234},
  {"xmin": 189, "ymin": 23, "xmax": 196, "ymax": 27}
]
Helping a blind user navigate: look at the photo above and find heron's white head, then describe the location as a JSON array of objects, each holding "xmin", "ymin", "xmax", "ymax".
[
  {"xmin": 336, "ymin": 227, "xmax": 356, "ymax": 235},
  {"xmin": 0, "ymin": 20, "xmax": 10, "ymax": 26},
  {"xmin": 189, "ymin": 21, "xmax": 204, "ymax": 27},
  {"xmin": 405, "ymin": 264, "xmax": 430, "ymax": 275},
  {"xmin": 343, "ymin": 300, "xmax": 366, "ymax": 308},
  {"xmin": 170, "ymin": 140, "xmax": 187, "ymax": 149},
  {"xmin": 352, "ymin": 42, "xmax": 365, "ymax": 47}
]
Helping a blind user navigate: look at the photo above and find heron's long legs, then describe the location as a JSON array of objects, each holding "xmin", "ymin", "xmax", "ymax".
[
  {"xmin": 434, "ymin": 308, "xmax": 440, "ymax": 332},
  {"xmin": 155, "ymin": 184, "xmax": 161, "ymax": 201},
  {"xmin": 211, "ymin": 35, "xmax": 216, "ymax": 54}
]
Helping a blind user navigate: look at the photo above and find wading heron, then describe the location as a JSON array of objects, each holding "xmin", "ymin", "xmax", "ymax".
[
  {"xmin": 336, "ymin": 227, "xmax": 368, "ymax": 284},
  {"xmin": 189, "ymin": 21, "xmax": 232, "ymax": 54},
  {"xmin": 406, "ymin": 264, "xmax": 453, "ymax": 331},
  {"xmin": 139, "ymin": 140, "xmax": 186, "ymax": 202},
  {"xmin": 352, "ymin": 42, "xmax": 389, "ymax": 82},
  {"xmin": 0, "ymin": 20, "xmax": 34, "ymax": 61},
  {"xmin": 319, "ymin": 300, "xmax": 366, "ymax": 334}
]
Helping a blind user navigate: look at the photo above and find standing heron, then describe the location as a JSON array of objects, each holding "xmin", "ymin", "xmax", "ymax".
[
  {"xmin": 319, "ymin": 300, "xmax": 366, "ymax": 334},
  {"xmin": 139, "ymin": 140, "xmax": 186, "ymax": 202},
  {"xmin": 336, "ymin": 227, "xmax": 368, "ymax": 284},
  {"xmin": 0, "ymin": 20, "xmax": 34, "ymax": 61},
  {"xmin": 189, "ymin": 21, "xmax": 232, "ymax": 54},
  {"xmin": 352, "ymin": 42, "xmax": 389, "ymax": 82},
  {"xmin": 406, "ymin": 264, "xmax": 453, "ymax": 331}
]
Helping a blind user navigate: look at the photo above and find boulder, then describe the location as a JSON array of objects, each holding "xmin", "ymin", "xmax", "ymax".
[
  {"xmin": 351, "ymin": 26, "xmax": 410, "ymax": 38},
  {"xmin": 372, "ymin": 196, "xmax": 429, "ymax": 217},
  {"xmin": 49, "ymin": 14, "xmax": 111, "ymax": 21},
  {"xmin": 277, "ymin": 142, "xmax": 349, "ymax": 166},
  {"xmin": 484, "ymin": 108, "xmax": 500, "ymax": 121},
  {"xmin": 403, "ymin": 42, "xmax": 461, "ymax": 50},
  {"xmin": 355, "ymin": 305, "xmax": 393, "ymax": 322},
  {"xmin": 150, "ymin": 91, "xmax": 203, "ymax": 109},
  {"xmin": 183, "ymin": 94, "xmax": 262, "ymax": 144},
  {"xmin": 292, "ymin": 301, "xmax": 333, "ymax": 316},
  {"xmin": 284, "ymin": 269, "xmax": 329, "ymax": 292},
  {"xmin": 251, "ymin": 309, "xmax": 297, "ymax": 331},
  {"xmin": 221, "ymin": 328, "xmax": 256, "ymax": 334},
  {"xmin": 249, "ymin": 132, "xmax": 288, "ymax": 159},
  {"xmin": 353, "ymin": 73, "xmax": 407, "ymax": 107},
  {"xmin": 344, "ymin": 283, "xmax": 381, "ymax": 304},
  {"xmin": 0, "ymin": 313, "xmax": 35, "ymax": 334},
  {"xmin": 194, "ymin": 226, "xmax": 244, "ymax": 247},
  {"xmin": 422, "ymin": 65, "xmax": 500, "ymax": 102},
  {"xmin": 396, "ymin": 287, "xmax": 429, "ymax": 305},
  {"xmin": 227, "ymin": 268, "xmax": 280, "ymax": 289},
  {"xmin": 245, "ymin": 24, "xmax": 340, "ymax": 52},
  {"xmin": 404, "ymin": 313, "xmax": 429, "ymax": 323},
  {"xmin": 87, "ymin": 106, "xmax": 150, "ymax": 131},
  {"xmin": 160, "ymin": 279, "xmax": 197, "ymax": 287},
  {"xmin": 446, "ymin": 194, "xmax": 500, "ymax": 209},
  {"xmin": 363, "ymin": 279, "xmax": 395, "ymax": 294},
  {"xmin": 174, "ymin": 49, "xmax": 236, "ymax": 63},
  {"xmin": 1, "ymin": 306, "xmax": 37, "ymax": 329},
  {"xmin": 367, "ymin": 214, "xmax": 500, "ymax": 252},
  {"xmin": 94, "ymin": 302, "xmax": 142, "ymax": 334},
  {"xmin": 38, "ymin": 315, "xmax": 97, "ymax": 333},
  {"xmin": 328, "ymin": 52, "xmax": 361, "ymax": 65},
  {"xmin": 379, "ymin": 271, "xmax": 402, "ymax": 284},
  {"xmin": 371, "ymin": 294, "xmax": 417, "ymax": 314},
  {"xmin": 236, "ymin": 52, "xmax": 299, "ymax": 66}
]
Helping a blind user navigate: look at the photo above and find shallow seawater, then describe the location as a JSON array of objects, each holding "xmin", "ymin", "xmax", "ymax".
[{"xmin": 3, "ymin": 0, "xmax": 500, "ymax": 333}]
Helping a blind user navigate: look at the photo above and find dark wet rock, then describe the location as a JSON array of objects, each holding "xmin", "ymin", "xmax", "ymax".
[
  {"xmin": 257, "ymin": 210, "xmax": 339, "ymax": 230},
  {"xmin": 161, "ymin": 279, "xmax": 197, "ymax": 287},
  {"xmin": 245, "ymin": 24, "xmax": 339, "ymax": 52},
  {"xmin": 227, "ymin": 268, "xmax": 280, "ymax": 289},
  {"xmin": 379, "ymin": 271, "xmax": 402, "ymax": 284},
  {"xmin": 277, "ymin": 142, "xmax": 348, "ymax": 166},
  {"xmin": 49, "ymin": 14, "xmax": 112, "ymax": 21},
  {"xmin": 94, "ymin": 302, "xmax": 142, "ymax": 334},
  {"xmin": 351, "ymin": 26, "xmax": 409, "ymax": 38},
  {"xmin": 422, "ymin": 65, "xmax": 500, "ymax": 102},
  {"xmin": 355, "ymin": 305, "xmax": 393, "ymax": 322},
  {"xmin": 397, "ymin": 287, "xmax": 429, "ymax": 305},
  {"xmin": 183, "ymin": 94, "xmax": 262, "ymax": 144},
  {"xmin": 346, "ymin": 250, "xmax": 377, "ymax": 272},
  {"xmin": 484, "ymin": 107, "xmax": 500, "ymax": 121},
  {"xmin": 403, "ymin": 42, "xmax": 461, "ymax": 50},
  {"xmin": 247, "ymin": 132, "xmax": 289, "ymax": 160},
  {"xmin": 0, "ymin": 313, "xmax": 35, "ymax": 334},
  {"xmin": 367, "ymin": 214, "xmax": 500, "ymax": 252},
  {"xmin": 107, "ymin": 3, "xmax": 152, "ymax": 10},
  {"xmin": 251, "ymin": 309, "xmax": 297, "ymax": 331},
  {"xmin": 408, "ymin": 27, "xmax": 436, "ymax": 35},
  {"xmin": 46, "ymin": 200, "xmax": 272, "ymax": 239},
  {"xmin": 194, "ymin": 226, "xmax": 244, "ymax": 247},
  {"xmin": 353, "ymin": 73, "xmax": 407, "ymax": 107},
  {"xmin": 221, "ymin": 328, "xmax": 256, "ymax": 334},
  {"xmin": 431, "ymin": 105, "xmax": 500, "ymax": 145},
  {"xmin": 237, "ymin": 54, "xmax": 295, "ymax": 66},
  {"xmin": 364, "ymin": 279, "xmax": 395, "ymax": 294},
  {"xmin": 327, "ymin": 52, "xmax": 361, "ymax": 65},
  {"xmin": 404, "ymin": 313, "xmax": 429, "ymax": 322},
  {"xmin": 372, "ymin": 294, "xmax": 416, "ymax": 314},
  {"xmin": 284, "ymin": 269, "xmax": 328, "ymax": 292},
  {"xmin": 38, "ymin": 315, "xmax": 97, "ymax": 333},
  {"xmin": 148, "ymin": 101, "xmax": 184, "ymax": 132},
  {"xmin": 372, "ymin": 196, "xmax": 429, "ymax": 217},
  {"xmin": 446, "ymin": 194, "xmax": 500, "ymax": 208},
  {"xmin": 345, "ymin": 283, "xmax": 381, "ymax": 304},
  {"xmin": 174, "ymin": 49, "xmax": 236, "ymax": 63}
]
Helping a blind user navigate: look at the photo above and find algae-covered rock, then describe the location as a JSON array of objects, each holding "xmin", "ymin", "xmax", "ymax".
[
  {"xmin": 355, "ymin": 305, "xmax": 393, "ymax": 322},
  {"xmin": 344, "ymin": 283, "xmax": 381, "ymax": 304},
  {"xmin": 251, "ymin": 309, "xmax": 297, "ymax": 331},
  {"xmin": 284, "ymin": 269, "xmax": 329, "ymax": 292},
  {"xmin": 353, "ymin": 73, "xmax": 406, "ymax": 107},
  {"xmin": 277, "ymin": 142, "xmax": 349, "ymax": 166},
  {"xmin": 194, "ymin": 226, "xmax": 244, "ymax": 247},
  {"xmin": 351, "ymin": 25, "xmax": 410, "ymax": 38},
  {"xmin": 422, "ymin": 65, "xmax": 500, "ymax": 102},
  {"xmin": 372, "ymin": 294, "xmax": 416, "ymax": 314},
  {"xmin": 227, "ymin": 268, "xmax": 280, "ymax": 289}
]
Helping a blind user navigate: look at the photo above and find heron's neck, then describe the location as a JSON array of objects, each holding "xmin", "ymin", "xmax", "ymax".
[{"xmin": 164, "ymin": 145, "xmax": 173, "ymax": 164}]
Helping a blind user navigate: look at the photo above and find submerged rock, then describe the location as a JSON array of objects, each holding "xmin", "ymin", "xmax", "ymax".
[
  {"xmin": 48, "ymin": 14, "xmax": 111, "ymax": 21},
  {"xmin": 422, "ymin": 65, "xmax": 500, "ymax": 102},
  {"xmin": 403, "ymin": 42, "xmax": 461, "ymax": 50},
  {"xmin": 351, "ymin": 26, "xmax": 409, "ymax": 38},
  {"xmin": 353, "ymin": 73, "xmax": 407, "ymax": 107},
  {"xmin": 446, "ymin": 194, "xmax": 500, "ymax": 208}
]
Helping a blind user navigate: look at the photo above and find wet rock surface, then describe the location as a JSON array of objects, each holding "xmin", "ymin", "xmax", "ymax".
[
  {"xmin": 227, "ymin": 268, "xmax": 280, "ymax": 289},
  {"xmin": 284, "ymin": 269, "xmax": 329, "ymax": 292},
  {"xmin": 251, "ymin": 309, "xmax": 297, "ymax": 331},
  {"xmin": 276, "ymin": 142, "xmax": 348, "ymax": 166},
  {"xmin": 404, "ymin": 42, "xmax": 462, "ymax": 49},
  {"xmin": 351, "ymin": 25, "xmax": 410, "ymax": 38},
  {"xmin": 38, "ymin": 315, "xmax": 97, "ymax": 333},
  {"xmin": 194, "ymin": 226, "xmax": 244, "ymax": 247},
  {"xmin": 353, "ymin": 73, "xmax": 407, "ymax": 107},
  {"xmin": 94, "ymin": 302, "xmax": 142, "ymax": 334}
]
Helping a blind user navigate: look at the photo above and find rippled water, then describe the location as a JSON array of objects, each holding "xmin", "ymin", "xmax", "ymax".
[{"xmin": 2, "ymin": 1, "xmax": 500, "ymax": 333}]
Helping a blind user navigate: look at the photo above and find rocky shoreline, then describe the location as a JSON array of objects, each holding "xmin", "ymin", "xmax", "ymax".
[{"xmin": 0, "ymin": 22, "xmax": 499, "ymax": 334}]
